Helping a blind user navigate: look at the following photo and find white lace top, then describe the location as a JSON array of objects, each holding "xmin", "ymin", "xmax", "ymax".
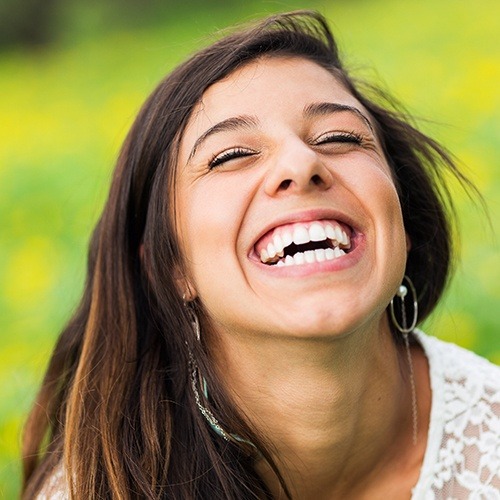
[
  {"xmin": 411, "ymin": 331, "xmax": 500, "ymax": 499},
  {"xmin": 37, "ymin": 331, "xmax": 500, "ymax": 499}
]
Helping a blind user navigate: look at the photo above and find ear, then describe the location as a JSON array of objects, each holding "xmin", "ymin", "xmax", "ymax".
[
  {"xmin": 172, "ymin": 263, "xmax": 197, "ymax": 302},
  {"xmin": 405, "ymin": 233, "xmax": 412, "ymax": 252},
  {"xmin": 179, "ymin": 278, "xmax": 197, "ymax": 302}
]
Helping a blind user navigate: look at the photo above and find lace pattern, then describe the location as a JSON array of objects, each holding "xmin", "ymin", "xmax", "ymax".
[
  {"xmin": 36, "ymin": 332, "xmax": 500, "ymax": 499},
  {"xmin": 412, "ymin": 331, "xmax": 500, "ymax": 499},
  {"xmin": 36, "ymin": 465, "xmax": 66, "ymax": 499}
]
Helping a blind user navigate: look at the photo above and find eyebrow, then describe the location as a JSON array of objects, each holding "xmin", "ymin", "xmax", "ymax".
[
  {"xmin": 188, "ymin": 115, "xmax": 259, "ymax": 161},
  {"xmin": 303, "ymin": 102, "xmax": 374, "ymax": 132},
  {"xmin": 188, "ymin": 102, "xmax": 374, "ymax": 162}
]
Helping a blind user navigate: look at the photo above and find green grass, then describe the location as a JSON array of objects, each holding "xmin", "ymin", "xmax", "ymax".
[{"xmin": 1, "ymin": 0, "xmax": 499, "ymax": 496}]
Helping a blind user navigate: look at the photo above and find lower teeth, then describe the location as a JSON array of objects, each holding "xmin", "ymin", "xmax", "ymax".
[{"xmin": 275, "ymin": 247, "xmax": 345, "ymax": 267}]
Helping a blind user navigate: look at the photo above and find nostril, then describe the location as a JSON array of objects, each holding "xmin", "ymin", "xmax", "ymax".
[
  {"xmin": 279, "ymin": 179, "xmax": 292, "ymax": 190},
  {"xmin": 311, "ymin": 174, "xmax": 323, "ymax": 186}
]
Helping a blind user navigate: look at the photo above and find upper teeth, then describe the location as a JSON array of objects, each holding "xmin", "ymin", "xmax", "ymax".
[{"xmin": 259, "ymin": 221, "xmax": 351, "ymax": 265}]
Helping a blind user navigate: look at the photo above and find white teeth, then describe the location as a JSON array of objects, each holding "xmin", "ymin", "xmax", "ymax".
[
  {"xmin": 309, "ymin": 223, "xmax": 326, "ymax": 242},
  {"xmin": 315, "ymin": 248, "xmax": 326, "ymax": 262},
  {"xmin": 273, "ymin": 233, "xmax": 284, "ymax": 254},
  {"xmin": 325, "ymin": 248, "xmax": 335, "ymax": 260},
  {"xmin": 304, "ymin": 250, "xmax": 315, "ymax": 263},
  {"xmin": 333, "ymin": 247, "xmax": 343, "ymax": 258},
  {"xmin": 325, "ymin": 224, "xmax": 336, "ymax": 241},
  {"xmin": 282, "ymin": 230, "xmax": 293, "ymax": 247},
  {"xmin": 267, "ymin": 242, "xmax": 277, "ymax": 259},
  {"xmin": 271, "ymin": 247, "xmax": 346, "ymax": 267},
  {"xmin": 335, "ymin": 227, "xmax": 349, "ymax": 246},
  {"xmin": 334, "ymin": 226, "xmax": 344, "ymax": 244},
  {"xmin": 293, "ymin": 225, "xmax": 309, "ymax": 245},
  {"xmin": 259, "ymin": 221, "xmax": 352, "ymax": 265},
  {"xmin": 334, "ymin": 226, "xmax": 348, "ymax": 247},
  {"xmin": 293, "ymin": 252, "xmax": 305, "ymax": 265},
  {"xmin": 341, "ymin": 230, "xmax": 349, "ymax": 247}
]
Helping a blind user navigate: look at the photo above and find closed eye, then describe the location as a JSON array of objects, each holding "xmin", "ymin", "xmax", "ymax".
[
  {"xmin": 313, "ymin": 131, "xmax": 364, "ymax": 146},
  {"xmin": 209, "ymin": 147, "xmax": 257, "ymax": 169}
]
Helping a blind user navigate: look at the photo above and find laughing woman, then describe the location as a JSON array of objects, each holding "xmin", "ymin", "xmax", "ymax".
[{"xmin": 23, "ymin": 11, "xmax": 499, "ymax": 500}]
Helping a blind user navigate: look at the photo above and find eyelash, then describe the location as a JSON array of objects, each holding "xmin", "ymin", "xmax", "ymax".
[
  {"xmin": 313, "ymin": 130, "xmax": 365, "ymax": 146},
  {"xmin": 208, "ymin": 131, "xmax": 366, "ymax": 169},
  {"xmin": 209, "ymin": 148, "xmax": 256, "ymax": 169}
]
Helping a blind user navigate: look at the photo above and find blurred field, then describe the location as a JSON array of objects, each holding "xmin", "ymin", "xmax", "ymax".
[{"xmin": 1, "ymin": 0, "xmax": 499, "ymax": 496}]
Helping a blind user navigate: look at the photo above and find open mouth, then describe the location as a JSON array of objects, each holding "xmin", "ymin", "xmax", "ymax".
[{"xmin": 255, "ymin": 220, "xmax": 353, "ymax": 267}]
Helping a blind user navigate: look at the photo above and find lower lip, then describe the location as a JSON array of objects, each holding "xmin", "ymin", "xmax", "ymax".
[{"xmin": 250, "ymin": 235, "xmax": 365, "ymax": 278}]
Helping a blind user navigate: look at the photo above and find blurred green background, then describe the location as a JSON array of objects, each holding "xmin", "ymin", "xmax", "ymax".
[{"xmin": 1, "ymin": 0, "xmax": 498, "ymax": 496}]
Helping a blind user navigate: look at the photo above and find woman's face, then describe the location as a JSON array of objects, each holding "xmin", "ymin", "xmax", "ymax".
[{"xmin": 175, "ymin": 56, "xmax": 407, "ymax": 341}]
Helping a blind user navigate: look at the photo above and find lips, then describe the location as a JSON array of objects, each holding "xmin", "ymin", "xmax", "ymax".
[{"xmin": 254, "ymin": 219, "xmax": 353, "ymax": 267}]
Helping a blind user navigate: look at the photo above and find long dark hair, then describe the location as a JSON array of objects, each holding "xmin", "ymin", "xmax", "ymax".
[{"xmin": 22, "ymin": 10, "xmax": 472, "ymax": 498}]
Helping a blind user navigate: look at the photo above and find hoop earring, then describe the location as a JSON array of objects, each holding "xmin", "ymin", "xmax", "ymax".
[
  {"xmin": 390, "ymin": 275, "xmax": 419, "ymax": 445},
  {"xmin": 390, "ymin": 275, "xmax": 418, "ymax": 333},
  {"xmin": 184, "ymin": 306, "xmax": 256, "ymax": 450}
]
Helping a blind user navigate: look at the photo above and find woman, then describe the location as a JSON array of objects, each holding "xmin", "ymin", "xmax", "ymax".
[{"xmin": 23, "ymin": 11, "xmax": 499, "ymax": 499}]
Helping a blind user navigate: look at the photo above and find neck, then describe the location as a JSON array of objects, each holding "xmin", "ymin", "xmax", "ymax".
[{"xmin": 213, "ymin": 317, "xmax": 426, "ymax": 499}]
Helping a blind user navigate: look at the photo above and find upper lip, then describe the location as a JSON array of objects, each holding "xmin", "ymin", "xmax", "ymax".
[{"xmin": 249, "ymin": 207, "xmax": 363, "ymax": 258}]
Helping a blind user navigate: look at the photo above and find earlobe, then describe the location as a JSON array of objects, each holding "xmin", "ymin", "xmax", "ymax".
[
  {"xmin": 181, "ymin": 281, "xmax": 197, "ymax": 302},
  {"xmin": 173, "ymin": 265, "xmax": 197, "ymax": 302}
]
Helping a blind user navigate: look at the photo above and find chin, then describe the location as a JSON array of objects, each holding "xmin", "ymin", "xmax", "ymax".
[
  {"xmin": 279, "ymin": 287, "xmax": 395, "ymax": 340},
  {"xmin": 273, "ymin": 306, "xmax": 368, "ymax": 341}
]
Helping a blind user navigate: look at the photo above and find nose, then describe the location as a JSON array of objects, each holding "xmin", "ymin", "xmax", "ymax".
[{"xmin": 264, "ymin": 137, "xmax": 334, "ymax": 197}]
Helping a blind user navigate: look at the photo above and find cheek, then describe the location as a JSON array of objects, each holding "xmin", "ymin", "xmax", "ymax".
[
  {"xmin": 176, "ymin": 178, "xmax": 249, "ymax": 292},
  {"xmin": 343, "ymin": 156, "xmax": 402, "ymax": 221},
  {"xmin": 377, "ymin": 184, "xmax": 408, "ymax": 282},
  {"xmin": 374, "ymin": 179, "xmax": 406, "ymax": 249},
  {"xmin": 347, "ymin": 159, "xmax": 407, "ymax": 264}
]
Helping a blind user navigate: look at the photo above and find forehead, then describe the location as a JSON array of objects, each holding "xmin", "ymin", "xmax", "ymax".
[
  {"xmin": 202, "ymin": 56, "xmax": 360, "ymax": 113},
  {"xmin": 179, "ymin": 56, "xmax": 369, "ymax": 155}
]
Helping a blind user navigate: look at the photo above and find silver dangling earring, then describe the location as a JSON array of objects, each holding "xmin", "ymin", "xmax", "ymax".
[
  {"xmin": 390, "ymin": 275, "xmax": 419, "ymax": 445},
  {"xmin": 184, "ymin": 304, "xmax": 229, "ymax": 439},
  {"xmin": 185, "ymin": 304, "xmax": 257, "ymax": 449}
]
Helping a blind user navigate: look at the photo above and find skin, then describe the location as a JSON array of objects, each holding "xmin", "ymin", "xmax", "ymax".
[{"xmin": 175, "ymin": 56, "xmax": 431, "ymax": 499}]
